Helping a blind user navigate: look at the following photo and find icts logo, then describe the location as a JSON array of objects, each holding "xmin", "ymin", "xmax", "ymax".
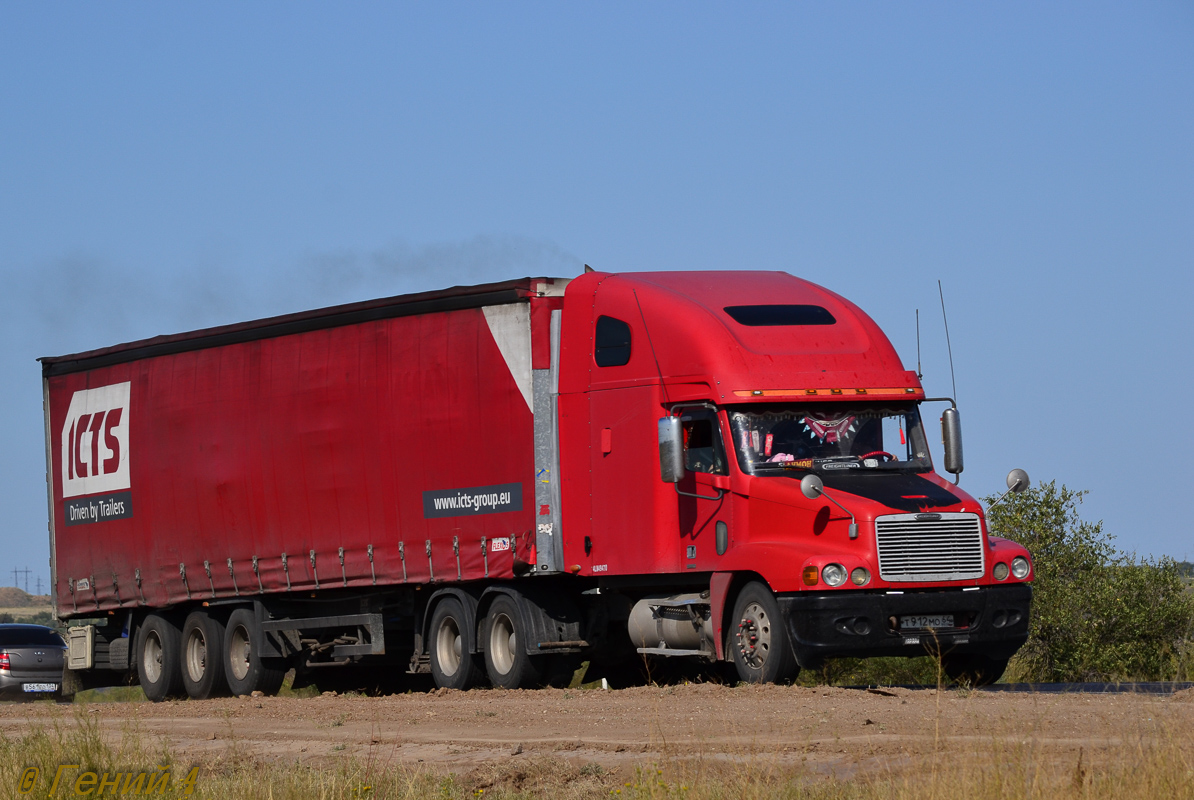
[{"xmin": 61, "ymin": 382, "xmax": 131, "ymax": 499}]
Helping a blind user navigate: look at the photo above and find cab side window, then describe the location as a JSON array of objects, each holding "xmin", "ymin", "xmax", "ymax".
[
  {"xmin": 682, "ymin": 411, "xmax": 727, "ymax": 475},
  {"xmin": 594, "ymin": 316, "xmax": 631, "ymax": 367}
]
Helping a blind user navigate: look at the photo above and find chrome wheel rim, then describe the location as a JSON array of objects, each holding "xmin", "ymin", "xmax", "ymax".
[
  {"xmin": 185, "ymin": 628, "xmax": 207, "ymax": 683},
  {"xmin": 229, "ymin": 624, "xmax": 251, "ymax": 682},
  {"xmin": 142, "ymin": 630, "xmax": 163, "ymax": 683},
  {"xmin": 489, "ymin": 612, "xmax": 516, "ymax": 676},
  {"xmin": 435, "ymin": 615, "xmax": 462, "ymax": 677},
  {"xmin": 736, "ymin": 601, "xmax": 772, "ymax": 669}
]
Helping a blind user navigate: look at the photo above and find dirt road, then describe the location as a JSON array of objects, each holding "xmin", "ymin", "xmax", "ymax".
[{"xmin": 3, "ymin": 684, "xmax": 1190, "ymax": 782}]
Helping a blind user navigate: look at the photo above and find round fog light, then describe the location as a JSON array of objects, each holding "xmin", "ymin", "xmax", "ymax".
[
  {"xmin": 1011, "ymin": 556, "xmax": 1030, "ymax": 579},
  {"xmin": 850, "ymin": 567, "xmax": 871, "ymax": 586},
  {"xmin": 993, "ymin": 562, "xmax": 1009, "ymax": 581},
  {"xmin": 822, "ymin": 563, "xmax": 847, "ymax": 587}
]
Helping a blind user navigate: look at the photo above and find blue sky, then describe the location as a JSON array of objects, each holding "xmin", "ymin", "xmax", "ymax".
[{"xmin": 2, "ymin": 3, "xmax": 1191, "ymax": 591}]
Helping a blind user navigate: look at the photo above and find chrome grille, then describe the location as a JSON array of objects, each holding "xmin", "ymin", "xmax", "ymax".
[{"xmin": 874, "ymin": 513, "xmax": 985, "ymax": 582}]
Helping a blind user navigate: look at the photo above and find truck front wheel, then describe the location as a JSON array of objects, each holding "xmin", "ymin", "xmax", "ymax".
[
  {"xmin": 483, "ymin": 595, "xmax": 546, "ymax": 689},
  {"xmin": 429, "ymin": 597, "xmax": 484, "ymax": 690},
  {"xmin": 729, "ymin": 582, "xmax": 800, "ymax": 685},
  {"xmin": 224, "ymin": 608, "xmax": 285, "ymax": 697},
  {"xmin": 136, "ymin": 614, "xmax": 184, "ymax": 702},
  {"xmin": 181, "ymin": 611, "xmax": 228, "ymax": 700}
]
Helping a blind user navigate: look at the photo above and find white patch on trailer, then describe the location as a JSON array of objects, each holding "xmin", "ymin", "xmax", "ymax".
[
  {"xmin": 482, "ymin": 304, "xmax": 532, "ymax": 412},
  {"xmin": 490, "ymin": 537, "xmax": 511, "ymax": 552},
  {"xmin": 60, "ymin": 382, "xmax": 131, "ymax": 499}
]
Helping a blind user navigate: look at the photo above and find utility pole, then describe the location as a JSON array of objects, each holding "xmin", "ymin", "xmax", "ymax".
[
  {"xmin": 11, "ymin": 567, "xmax": 32, "ymax": 593},
  {"xmin": 36, "ymin": 576, "xmax": 43, "ymax": 596}
]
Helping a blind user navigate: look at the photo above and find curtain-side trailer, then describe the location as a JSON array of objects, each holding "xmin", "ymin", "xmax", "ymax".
[{"xmin": 41, "ymin": 271, "xmax": 1033, "ymax": 700}]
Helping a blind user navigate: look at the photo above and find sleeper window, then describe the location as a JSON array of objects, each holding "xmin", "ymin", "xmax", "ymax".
[{"xmin": 594, "ymin": 316, "xmax": 631, "ymax": 367}]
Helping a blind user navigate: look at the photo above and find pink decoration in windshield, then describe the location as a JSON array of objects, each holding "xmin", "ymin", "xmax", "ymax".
[{"xmin": 802, "ymin": 414, "xmax": 856, "ymax": 444}]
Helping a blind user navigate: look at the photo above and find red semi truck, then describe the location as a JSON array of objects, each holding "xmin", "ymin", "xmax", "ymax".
[{"xmin": 41, "ymin": 270, "xmax": 1033, "ymax": 700}]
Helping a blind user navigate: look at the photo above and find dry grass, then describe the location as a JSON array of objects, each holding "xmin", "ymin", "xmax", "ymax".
[{"xmin": 2, "ymin": 698, "xmax": 1191, "ymax": 799}]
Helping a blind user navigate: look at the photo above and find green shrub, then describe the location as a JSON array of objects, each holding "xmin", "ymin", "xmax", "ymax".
[{"xmin": 985, "ymin": 480, "xmax": 1194, "ymax": 682}]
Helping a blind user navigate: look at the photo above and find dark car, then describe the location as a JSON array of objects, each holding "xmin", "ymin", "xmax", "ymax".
[{"xmin": 0, "ymin": 624, "xmax": 66, "ymax": 699}]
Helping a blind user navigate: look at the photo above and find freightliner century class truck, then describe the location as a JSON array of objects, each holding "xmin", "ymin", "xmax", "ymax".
[{"xmin": 40, "ymin": 270, "xmax": 1034, "ymax": 700}]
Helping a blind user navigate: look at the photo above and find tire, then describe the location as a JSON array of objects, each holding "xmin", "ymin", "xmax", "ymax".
[
  {"xmin": 729, "ymin": 582, "xmax": 800, "ymax": 684},
  {"xmin": 483, "ymin": 595, "xmax": 546, "ymax": 689},
  {"xmin": 181, "ymin": 611, "xmax": 228, "ymax": 700},
  {"xmin": 135, "ymin": 614, "xmax": 184, "ymax": 702},
  {"xmin": 943, "ymin": 654, "xmax": 1008, "ymax": 687},
  {"xmin": 428, "ymin": 597, "xmax": 484, "ymax": 690},
  {"xmin": 223, "ymin": 608, "xmax": 285, "ymax": 697}
]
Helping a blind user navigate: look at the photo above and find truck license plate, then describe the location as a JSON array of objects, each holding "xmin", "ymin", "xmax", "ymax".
[
  {"xmin": 899, "ymin": 615, "xmax": 953, "ymax": 630},
  {"xmin": 23, "ymin": 683, "xmax": 58, "ymax": 693}
]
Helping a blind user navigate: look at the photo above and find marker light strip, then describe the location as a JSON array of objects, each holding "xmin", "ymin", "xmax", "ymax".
[{"xmin": 734, "ymin": 388, "xmax": 923, "ymax": 398}]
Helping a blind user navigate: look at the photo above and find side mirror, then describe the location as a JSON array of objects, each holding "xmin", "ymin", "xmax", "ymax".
[
  {"xmin": 658, "ymin": 417, "xmax": 685, "ymax": 483},
  {"xmin": 1006, "ymin": 468, "xmax": 1030, "ymax": 493},
  {"xmin": 800, "ymin": 473, "xmax": 858, "ymax": 539},
  {"xmin": 987, "ymin": 468, "xmax": 1031, "ymax": 512},
  {"xmin": 941, "ymin": 407, "xmax": 964, "ymax": 475}
]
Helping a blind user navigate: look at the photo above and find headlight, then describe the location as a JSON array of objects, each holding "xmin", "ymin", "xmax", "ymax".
[
  {"xmin": 1011, "ymin": 556, "xmax": 1030, "ymax": 579},
  {"xmin": 822, "ymin": 563, "xmax": 847, "ymax": 587},
  {"xmin": 850, "ymin": 567, "xmax": 871, "ymax": 586},
  {"xmin": 992, "ymin": 562, "xmax": 1009, "ymax": 581}
]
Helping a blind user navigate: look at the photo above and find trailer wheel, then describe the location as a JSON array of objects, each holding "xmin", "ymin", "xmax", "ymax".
[
  {"xmin": 429, "ymin": 597, "xmax": 483, "ymax": 690},
  {"xmin": 729, "ymin": 582, "xmax": 800, "ymax": 684},
  {"xmin": 942, "ymin": 654, "xmax": 1008, "ymax": 687},
  {"xmin": 135, "ymin": 614, "xmax": 184, "ymax": 702},
  {"xmin": 483, "ymin": 595, "xmax": 546, "ymax": 689},
  {"xmin": 181, "ymin": 611, "xmax": 228, "ymax": 700},
  {"xmin": 224, "ymin": 608, "xmax": 285, "ymax": 697}
]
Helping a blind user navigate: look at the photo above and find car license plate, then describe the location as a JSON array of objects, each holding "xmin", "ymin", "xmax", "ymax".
[
  {"xmin": 899, "ymin": 614, "xmax": 954, "ymax": 630},
  {"xmin": 22, "ymin": 683, "xmax": 58, "ymax": 693}
]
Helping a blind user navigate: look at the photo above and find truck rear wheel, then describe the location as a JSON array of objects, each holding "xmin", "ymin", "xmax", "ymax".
[
  {"xmin": 224, "ymin": 608, "xmax": 285, "ymax": 697},
  {"xmin": 136, "ymin": 614, "xmax": 184, "ymax": 702},
  {"xmin": 729, "ymin": 582, "xmax": 800, "ymax": 685},
  {"xmin": 483, "ymin": 595, "xmax": 545, "ymax": 689},
  {"xmin": 181, "ymin": 611, "xmax": 228, "ymax": 700},
  {"xmin": 429, "ymin": 597, "xmax": 484, "ymax": 690}
]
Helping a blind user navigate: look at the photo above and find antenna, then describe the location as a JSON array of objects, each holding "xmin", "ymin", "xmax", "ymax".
[
  {"xmin": 633, "ymin": 289, "xmax": 670, "ymax": 404},
  {"xmin": 915, "ymin": 309, "xmax": 922, "ymax": 380},
  {"xmin": 938, "ymin": 280, "xmax": 957, "ymax": 402}
]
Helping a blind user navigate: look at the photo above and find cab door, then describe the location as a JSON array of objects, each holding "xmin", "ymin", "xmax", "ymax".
[{"xmin": 676, "ymin": 409, "xmax": 732, "ymax": 571}]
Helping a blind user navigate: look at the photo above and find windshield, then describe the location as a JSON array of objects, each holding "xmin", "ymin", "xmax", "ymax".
[{"xmin": 728, "ymin": 403, "xmax": 932, "ymax": 476}]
